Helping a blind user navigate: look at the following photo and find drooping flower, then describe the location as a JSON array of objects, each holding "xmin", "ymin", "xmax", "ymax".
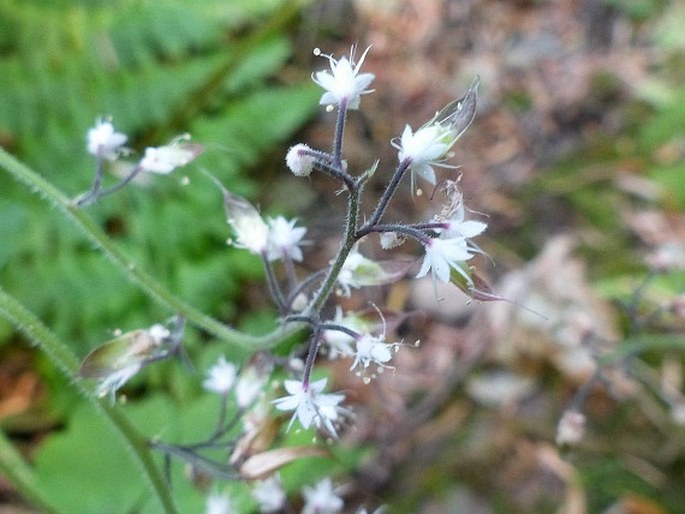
[
  {"xmin": 252, "ymin": 474, "xmax": 286, "ymax": 513},
  {"xmin": 285, "ymin": 143, "xmax": 316, "ymax": 177},
  {"xmin": 301, "ymin": 478, "xmax": 344, "ymax": 514},
  {"xmin": 87, "ymin": 118, "xmax": 127, "ymax": 161},
  {"xmin": 78, "ymin": 319, "xmax": 182, "ymax": 401},
  {"xmin": 223, "ymin": 191, "xmax": 269, "ymax": 255},
  {"xmin": 139, "ymin": 136, "xmax": 203, "ymax": 174},
  {"xmin": 312, "ymin": 46, "xmax": 375, "ymax": 110},
  {"xmin": 392, "ymin": 79, "xmax": 479, "ymax": 191},
  {"xmin": 440, "ymin": 195, "xmax": 488, "ymax": 243},
  {"xmin": 336, "ymin": 247, "xmax": 402, "ymax": 296},
  {"xmin": 272, "ymin": 378, "xmax": 346, "ymax": 436},
  {"xmin": 266, "ymin": 216, "xmax": 307, "ymax": 262},
  {"xmin": 416, "ymin": 236, "xmax": 474, "ymax": 286},
  {"xmin": 203, "ymin": 356, "xmax": 237, "ymax": 394}
]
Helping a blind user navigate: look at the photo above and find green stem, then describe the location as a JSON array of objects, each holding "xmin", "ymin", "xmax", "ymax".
[
  {"xmin": 0, "ymin": 285, "xmax": 178, "ymax": 514},
  {"xmin": 0, "ymin": 430, "xmax": 59, "ymax": 514},
  {"xmin": 0, "ymin": 147, "xmax": 302, "ymax": 351},
  {"xmin": 309, "ymin": 183, "xmax": 362, "ymax": 312}
]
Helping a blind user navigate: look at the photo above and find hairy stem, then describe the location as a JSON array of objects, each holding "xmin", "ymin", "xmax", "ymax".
[
  {"xmin": 0, "ymin": 147, "xmax": 303, "ymax": 351},
  {"xmin": 0, "ymin": 285, "xmax": 178, "ymax": 514}
]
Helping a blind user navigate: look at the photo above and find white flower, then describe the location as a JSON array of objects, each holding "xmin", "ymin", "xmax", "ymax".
[
  {"xmin": 224, "ymin": 192, "xmax": 270, "ymax": 255},
  {"xmin": 203, "ymin": 356, "xmax": 237, "ymax": 394},
  {"xmin": 139, "ymin": 140, "xmax": 202, "ymax": 174},
  {"xmin": 350, "ymin": 334, "xmax": 396, "ymax": 372},
  {"xmin": 205, "ymin": 492, "xmax": 235, "ymax": 514},
  {"xmin": 266, "ymin": 216, "xmax": 307, "ymax": 262},
  {"xmin": 442, "ymin": 202, "xmax": 488, "ymax": 242},
  {"xmin": 272, "ymin": 378, "xmax": 346, "ymax": 436},
  {"xmin": 235, "ymin": 366, "xmax": 266, "ymax": 408},
  {"xmin": 394, "ymin": 123, "xmax": 454, "ymax": 187},
  {"xmin": 336, "ymin": 247, "xmax": 396, "ymax": 296},
  {"xmin": 95, "ymin": 364, "xmax": 142, "ymax": 399},
  {"xmin": 252, "ymin": 474, "xmax": 286, "ymax": 513},
  {"xmin": 312, "ymin": 46, "xmax": 375, "ymax": 110},
  {"xmin": 302, "ymin": 478, "xmax": 344, "ymax": 514},
  {"xmin": 417, "ymin": 236, "xmax": 474, "ymax": 285},
  {"xmin": 285, "ymin": 143, "xmax": 316, "ymax": 177},
  {"xmin": 379, "ymin": 231, "xmax": 406, "ymax": 250},
  {"xmin": 87, "ymin": 118, "xmax": 127, "ymax": 161},
  {"xmin": 556, "ymin": 410, "xmax": 586, "ymax": 446}
]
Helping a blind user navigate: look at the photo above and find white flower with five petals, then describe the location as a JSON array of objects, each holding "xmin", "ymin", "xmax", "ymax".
[
  {"xmin": 417, "ymin": 237, "xmax": 474, "ymax": 285},
  {"xmin": 302, "ymin": 478, "xmax": 344, "ymax": 514},
  {"xmin": 312, "ymin": 46, "xmax": 375, "ymax": 110},
  {"xmin": 272, "ymin": 378, "xmax": 346, "ymax": 436},
  {"xmin": 266, "ymin": 216, "xmax": 307, "ymax": 262}
]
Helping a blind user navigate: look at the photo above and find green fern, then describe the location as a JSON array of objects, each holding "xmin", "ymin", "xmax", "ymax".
[{"xmin": 0, "ymin": 0, "xmax": 318, "ymax": 354}]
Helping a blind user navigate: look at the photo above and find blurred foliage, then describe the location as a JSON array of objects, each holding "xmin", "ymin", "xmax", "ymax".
[{"xmin": 0, "ymin": 0, "xmax": 319, "ymax": 357}]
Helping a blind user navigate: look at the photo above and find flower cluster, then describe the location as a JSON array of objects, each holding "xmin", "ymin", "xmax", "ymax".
[
  {"xmin": 77, "ymin": 45, "xmax": 488, "ymax": 511},
  {"xmin": 78, "ymin": 120, "xmax": 203, "ymax": 206}
]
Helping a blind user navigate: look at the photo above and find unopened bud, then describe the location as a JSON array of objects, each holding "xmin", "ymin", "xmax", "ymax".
[{"xmin": 285, "ymin": 144, "xmax": 315, "ymax": 177}]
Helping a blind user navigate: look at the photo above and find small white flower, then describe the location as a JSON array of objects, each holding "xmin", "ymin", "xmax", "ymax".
[
  {"xmin": 336, "ymin": 247, "xmax": 397, "ymax": 296},
  {"xmin": 203, "ymin": 356, "xmax": 237, "ymax": 394},
  {"xmin": 442, "ymin": 202, "xmax": 488, "ymax": 242},
  {"xmin": 205, "ymin": 491, "xmax": 235, "ymax": 514},
  {"xmin": 267, "ymin": 216, "xmax": 307, "ymax": 262},
  {"xmin": 147, "ymin": 324, "xmax": 170, "ymax": 343},
  {"xmin": 285, "ymin": 143, "xmax": 316, "ymax": 177},
  {"xmin": 379, "ymin": 231, "xmax": 406, "ymax": 250},
  {"xmin": 393, "ymin": 123, "xmax": 457, "ymax": 190},
  {"xmin": 417, "ymin": 236, "xmax": 474, "ymax": 285},
  {"xmin": 139, "ymin": 141, "xmax": 201, "ymax": 174},
  {"xmin": 272, "ymin": 378, "xmax": 346, "ymax": 436},
  {"xmin": 224, "ymin": 192, "xmax": 270, "ymax": 255},
  {"xmin": 87, "ymin": 118, "xmax": 127, "ymax": 161},
  {"xmin": 235, "ymin": 366, "xmax": 266, "ymax": 408},
  {"xmin": 312, "ymin": 46, "xmax": 375, "ymax": 110},
  {"xmin": 95, "ymin": 364, "xmax": 142, "ymax": 399},
  {"xmin": 350, "ymin": 334, "xmax": 396, "ymax": 372},
  {"xmin": 302, "ymin": 478, "xmax": 344, "ymax": 514},
  {"xmin": 556, "ymin": 410, "xmax": 586, "ymax": 446},
  {"xmin": 252, "ymin": 474, "xmax": 286, "ymax": 513}
]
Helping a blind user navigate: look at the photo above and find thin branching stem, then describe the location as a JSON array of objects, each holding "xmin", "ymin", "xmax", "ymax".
[{"xmin": 0, "ymin": 147, "xmax": 304, "ymax": 351}]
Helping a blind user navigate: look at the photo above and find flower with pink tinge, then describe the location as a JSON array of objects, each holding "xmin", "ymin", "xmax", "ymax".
[
  {"xmin": 312, "ymin": 46, "xmax": 375, "ymax": 110},
  {"xmin": 417, "ymin": 236, "xmax": 474, "ymax": 286},
  {"xmin": 285, "ymin": 143, "xmax": 316, "ymax": 177}
]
